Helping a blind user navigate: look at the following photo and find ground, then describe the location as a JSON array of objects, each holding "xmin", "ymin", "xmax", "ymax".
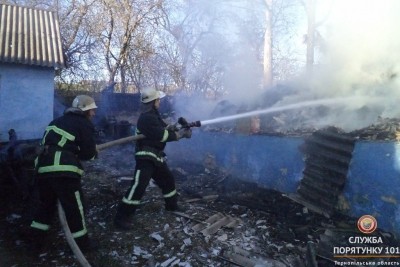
[
  {"xmin": 0, "ymin": 141, "xmax": 341, "ymax": 267},
  {"xmin": 1, "ymin": 121, "xmax": 400, "ymax": 266}
]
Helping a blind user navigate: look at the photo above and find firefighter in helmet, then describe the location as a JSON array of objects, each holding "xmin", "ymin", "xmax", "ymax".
[
  {"xmin": 114, "ymin": 88, "xmax": 192, "ymax": 230},
  {"xmin": 28, "ymin": 95, "xmax": 98, "ymax": 252}
]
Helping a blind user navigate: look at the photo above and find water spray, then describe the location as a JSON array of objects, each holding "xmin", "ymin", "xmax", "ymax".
[
  {"xmin": 97, "ymin": 97, "xmax": 368, "ymax": 151},
  {"xmin": 200, "ymin": 97, "xmax": 365, "ymax": 126}
]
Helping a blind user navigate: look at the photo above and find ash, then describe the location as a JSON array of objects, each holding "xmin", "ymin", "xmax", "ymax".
[{"xmin": 1, "ymin": 138, "xmax": 399, "ymax": 266}]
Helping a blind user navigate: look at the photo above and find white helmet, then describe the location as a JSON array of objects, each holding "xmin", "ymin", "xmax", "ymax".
[
  {"xmin": 141, "ymin": 88, "xmax": 166, "ymax": 103},
  {"xmin": 72, "ymin": 95, "xmax": 97, "ymax": 111}
]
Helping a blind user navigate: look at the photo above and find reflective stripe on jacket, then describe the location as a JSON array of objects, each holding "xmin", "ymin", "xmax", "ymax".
[
  {"xmin": 35, "ymin": 111, "xmax": 96, "ymax": 178},
  {"xmin": 135, "ymin": 108, "xmax": 178, "ymax": 162}
]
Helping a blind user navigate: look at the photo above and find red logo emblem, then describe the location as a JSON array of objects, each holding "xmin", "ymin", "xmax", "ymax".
[{"xmin": 357, "ymin": 215, "xmax": 377, "ymax": 234}]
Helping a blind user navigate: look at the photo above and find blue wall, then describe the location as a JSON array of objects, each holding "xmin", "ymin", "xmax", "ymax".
[
  {"xmin": 0, "ymin": 63, "xmax": 54, "ymax": 141},
  {"xmin": 166, "ymin": 131, "xmax": 305, "ymax": 193},
  {"xmin": 345, "ymin": 141, "xmax": 400, "ymax": 236},
  {"xmin": 167, "ymin": 131, "xmax": 400, "ymax": 237}
]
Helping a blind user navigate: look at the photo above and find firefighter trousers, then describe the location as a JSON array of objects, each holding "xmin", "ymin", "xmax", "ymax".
[
  {"xmin": 117, "ymin": 159, "xmax": 178, "ymax": 218},
  {"xmin": 30, "ymin": 176, "xmax": 88, "ymax": 239}
]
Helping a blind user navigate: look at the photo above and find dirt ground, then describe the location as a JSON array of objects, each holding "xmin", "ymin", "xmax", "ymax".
[
  {"xmin": 1, "ymin": 135, "xmax": 399, "ymax": 267},
  {"xmin": 0, "ymin": 141, "xmax": 334, "ymax": 267}
]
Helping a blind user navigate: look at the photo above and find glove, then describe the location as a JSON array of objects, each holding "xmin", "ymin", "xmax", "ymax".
[
  {"xmin": 178, "ymin": 117, "xmax": 188, "ymax": 128},
  {"xmin": 177, "ymin": 128, "xmax": 192, "ymax": 139},
  {"xmin": 166, "ymin": 123, "xmax": 179, "ymax": 131}
]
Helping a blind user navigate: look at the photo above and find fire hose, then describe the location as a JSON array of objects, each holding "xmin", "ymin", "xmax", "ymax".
[
  {"xmin": 95, "ymin": 118, "xmax": 201, "ymax": 151},
  {"xmin": 58, "ymin": 201, "xmax": 91, "ymax": 267},
  {"xmin": 96, "ymin": 134, "xmax": 145, "ymax": 151},
  {"xmin": 58, "ymin": 118, "xmax": 200, "ymax": 267},
  {"xmin": 57, "ymin": 136, "xmax": 146, "ymax": 267}
]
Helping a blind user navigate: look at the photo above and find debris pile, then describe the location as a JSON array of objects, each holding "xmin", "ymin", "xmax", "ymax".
[
  {"xmin": 2, "ymin": 116, "xmax": 400, "ymax": 266},
  {"xmin": 349, "ymin": 117, "xmax": 400, "ymax": 141},
  {"xmin": 0, "ymin": 143, "xmax": 326, "ymax": 266}
]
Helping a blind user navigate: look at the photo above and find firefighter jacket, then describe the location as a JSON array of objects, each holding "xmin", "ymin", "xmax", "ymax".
[
  {"xmin": 135, "ymin": 107, "xmax": 178, "ymax": 164},
  {"xmin": 35, "ymin": 108, "xmax": 97, "ymax": 179}
]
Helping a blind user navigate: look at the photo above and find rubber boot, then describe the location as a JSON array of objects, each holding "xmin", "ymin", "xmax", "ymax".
[
  {"xmin": 114, "ymin": 203, "xmax": 136, "ymax": 230},
  {"xmin": 75, "ymin": 235, "xmax": 99, "ymax": 254},
  {"xmin": 19, "ymin": 227, "xmax": 49, "ymax": 255},
  {"xmin": 165, "ymin": 195, "xmax": 184, "ymax": 212}
]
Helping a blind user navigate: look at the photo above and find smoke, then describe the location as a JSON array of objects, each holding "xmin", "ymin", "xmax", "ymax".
[
  {"xmin": 171, "ymin": 0, "xmax": 400, "ymax": 132},
  {"xmin": 274, "ymin": 0, "xmax": 400, "ymax": 131},
  {"xmin": 320, "ymin": 0, "xmax": 400, "ymax": 94}
]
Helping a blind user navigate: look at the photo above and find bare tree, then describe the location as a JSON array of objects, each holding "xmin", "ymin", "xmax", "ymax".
[
  {"xmin": 0, "ymin": 0, "xmax": 102, "ymax": 88},
  {"xmin": 126, "ymin": 28, "xmax": 157, "ymax": 92},
  {"xmin": 58, "ymin": 0, "xmax": 96, "ymax": 66},
  {"xmin": 96, "ymin": 0, "xmax": 162, "ymax": 92},
  {"xmin": 304, "ymin": 0, "xmax": 315, "ymax": 72},
  {"xmin": 224, "ymin": 0, "xmax": 301, "ymax": 89},
  {"xmin": 157, "ymin": 0, "xmax": 219, "ymax": 93},
  {"xmin": 56, "ymin": 0, "xmax": 101, "ymax": 87},
  {"xmin": 302, "ymin": 0, "xmax": 334, "ymax": 74},
  {"xmin": 4, "ymin": 0, "xmax": 308, "ymax": 94},
  {"xmin": 262, "ymin": 0, "xmax": 273, "ymax": 89}
]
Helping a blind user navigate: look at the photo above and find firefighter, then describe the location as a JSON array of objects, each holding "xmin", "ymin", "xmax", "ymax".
[
  {"xmin": 114, "ymin": 88, "xmax": 192, "ymax": 230},
  {"xmin": 28, "ymin": 95, "xmax": 98, "ymax": 252}
]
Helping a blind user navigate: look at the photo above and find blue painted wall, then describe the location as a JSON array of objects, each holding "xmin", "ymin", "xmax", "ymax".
[
  {"xmin": 166, "ymin": 131, "xmax": 305, "ymax": 193},
  {"xmin": 345, "ymin": 141, "xmax": 400, "ymax": 236},
  {"xmin": 0, "ymin": 63, "xmax": 54, "ymax": 141},
  {"xmin": 167, "ymin": 131, "xmax": 400, "ymax": 237}
]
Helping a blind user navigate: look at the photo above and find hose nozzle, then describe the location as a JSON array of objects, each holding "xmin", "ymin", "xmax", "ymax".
[{"xmin": 178, "ymin": 117, "xmax": 201, "ymax": 129}]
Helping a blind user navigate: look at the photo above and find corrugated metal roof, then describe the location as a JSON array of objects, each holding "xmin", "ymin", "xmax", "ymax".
[
  {"xmin": 290, "ymin": 128, "xmax": 356, "ymax": 217},
  {"xmin": 0, "ymin": 4, "xmax": 65, "ymax": 69}
]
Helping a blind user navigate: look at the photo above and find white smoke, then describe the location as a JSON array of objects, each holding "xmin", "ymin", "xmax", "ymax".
[
  {"xmin": 171, "ymin": 0, "xmax": 400, "ymax": 131},
  {"xmin": 275, "ymin": 0, "xmax": 400, "ymax": 131}
]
